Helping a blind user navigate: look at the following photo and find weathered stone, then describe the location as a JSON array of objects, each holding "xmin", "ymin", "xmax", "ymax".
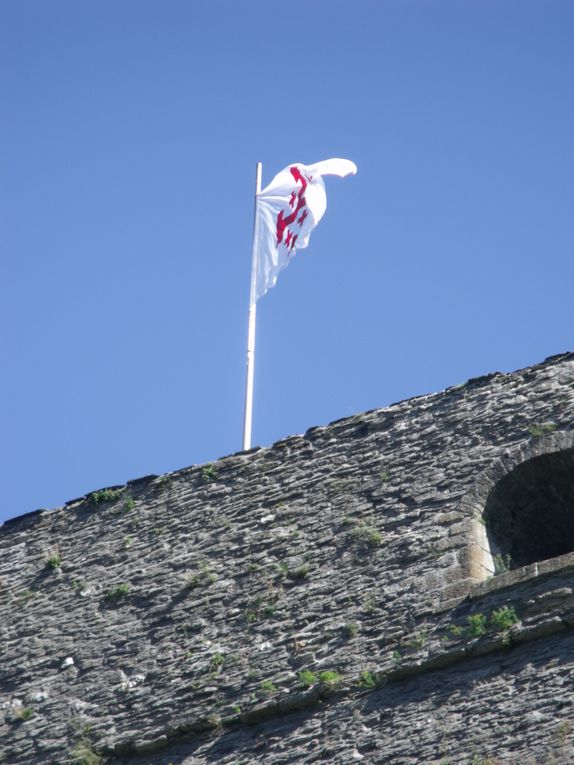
[{"xmin": 1, "ymin": 351, "xmax": 573, "ymax": 764}]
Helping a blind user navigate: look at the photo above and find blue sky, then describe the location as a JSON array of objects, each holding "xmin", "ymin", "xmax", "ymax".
[{"xmin": 1, "ymin": 0, "xmax": 572, "ymax": 523}]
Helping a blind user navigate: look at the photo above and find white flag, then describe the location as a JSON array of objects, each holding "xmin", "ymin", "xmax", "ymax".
[{"xmin": 254, "ymin": 158, "xmax": 357, "ymax": 301}]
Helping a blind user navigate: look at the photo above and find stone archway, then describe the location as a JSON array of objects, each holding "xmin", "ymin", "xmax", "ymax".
[
  {"xmin": 457, "ymin": 430, "xmax": 574, "ymax": 585},
  {"xmin": 483, "ymin": 448, "xmax": 574, "ymax": 571}
]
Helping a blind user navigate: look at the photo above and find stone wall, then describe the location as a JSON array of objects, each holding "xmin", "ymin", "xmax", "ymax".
[{"xmin": 1, "ymin": 352, "xmax": 573, "ymax": 765}]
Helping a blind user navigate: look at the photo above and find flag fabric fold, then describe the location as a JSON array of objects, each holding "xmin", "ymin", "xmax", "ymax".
[{"xmin": 253, "ymin": 158, "xmax": 357, "ymax": 301}]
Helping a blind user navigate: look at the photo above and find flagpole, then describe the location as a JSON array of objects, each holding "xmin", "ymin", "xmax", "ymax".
[{"xmin": 242, "ymin": 161, "xmax": 262, "ymax": 451}]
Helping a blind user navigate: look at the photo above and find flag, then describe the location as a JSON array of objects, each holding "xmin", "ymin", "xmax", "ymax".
[{"xmin": 253, "ymin": 158, "xmax": 357, "ymax": 301}]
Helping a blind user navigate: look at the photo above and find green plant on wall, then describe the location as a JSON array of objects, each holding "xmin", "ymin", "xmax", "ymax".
[
  {"xmin": 90, "ymin": 488, "xmax": 125, "ymax": 506},
  {"xmin": 528, "ymin": 422, "xmax": 557, "ymax": 437},
  {"xmin": 209, "ymin": 653, "xmax": 225, "ymax": 672},
  {"xmin": 319, "ymin": 670, "xmax": 342, "ymax": 688},
  {"xmin": 185, "ymin": 562, "xmax": 217, "ymax": 591},
  {"xmin": 342, "ymin": 621, "xmax": 359, "ymax": 639},
  {"xmin": 287, "ymin": 563, "xmax": 310, "ymax": 580},
  {"xmin": 467, "ymin": 613, "xmax": 487, "ymax": 638},
  {"xmin": 298, "ymin": 669, "xmax": 317, "ymax": 688},
  {"xmin": 447, "ymin": 613, "xmax": 488, "ymax": 640},
  {"xmin": 409, "ymin": 630, "xmax": 428, "ymax": 649},
  {"xmin": 69, "ymin": 724, "xmax": 103, "ymax": 765},
  {"xmin": 17, "ymin": 589, "xmax": 36, "ymax": 605},
  {"xmin": 492, "ymin": 554, "xmax": 513, "ymax": 575},
  {"xmin": 14, "ymin": 706, "xmax": 34, "ymax": 721},
  {"xmin": 275, "ymin": 561, "xmax": 310, "ymax": 581},
  {"xmin": 46, "ymin": 553, "xmax": 61, "ymax": 570},
  {"xmin": 70, "ymin": 741, "xmax": 103, "ymax": 765},
  {"xmin": 202, "ymin": 465, "xmax": 217, "ymax": 482},
  {"xmin": 260, "ymin": 679, "xmax": 277, "ymax": 695},
  {"xmin": 358, "ymin": 670, "xmax": 376, "ymax": 689},
  {"xmin": 349, "ymin": 523, "xmax": 382, "ymax": 548},
  {"xmin": 105, "ymin": 583, "xmax": 129, "ymax": 602},
  {"xmin": 448, "ymin": 607, "xmax": 518, "ymax": 643},
  {"xmin": 490, "ymin": 606, "xmax": 519, "ymax": 631}
]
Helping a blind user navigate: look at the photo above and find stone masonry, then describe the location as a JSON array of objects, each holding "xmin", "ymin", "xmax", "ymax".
[{"xmin": 1, "ymin": 352, "xmax": 573, "ymax": 764}]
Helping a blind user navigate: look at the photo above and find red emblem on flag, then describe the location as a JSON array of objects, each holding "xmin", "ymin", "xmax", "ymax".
[{"xmin": 275, "ymin": 166, "xmax": 310, "ymax": 251}]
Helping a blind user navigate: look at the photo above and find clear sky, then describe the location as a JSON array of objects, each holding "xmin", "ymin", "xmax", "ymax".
[{"xmin": 1, "ymin": 0, "xmax": 573, "ymax": 523}]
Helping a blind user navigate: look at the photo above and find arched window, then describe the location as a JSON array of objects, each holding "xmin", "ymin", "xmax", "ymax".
[
  {"xmin": 449, "ymin": 433, "xmax": 574, "ymax": 599},
  {"xmin": 483, "ymin": 448, "xmax": 574, "ymax": 572}
]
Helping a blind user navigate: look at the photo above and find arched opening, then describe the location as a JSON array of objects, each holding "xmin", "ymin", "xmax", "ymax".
[{"xmin": 483, "ymin": 448, "xmax": 574, "ymax": 572}]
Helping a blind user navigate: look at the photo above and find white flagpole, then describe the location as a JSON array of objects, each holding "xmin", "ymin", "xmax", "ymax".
[{"xmin": 242, "ymin": 161, "xmax": 262, "ymax": 451}]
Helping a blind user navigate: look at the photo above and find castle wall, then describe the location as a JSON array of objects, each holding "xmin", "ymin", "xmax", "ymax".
[{"xmin": 1, "ymin": 352, "xmax": 572, "ymax": 764}]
